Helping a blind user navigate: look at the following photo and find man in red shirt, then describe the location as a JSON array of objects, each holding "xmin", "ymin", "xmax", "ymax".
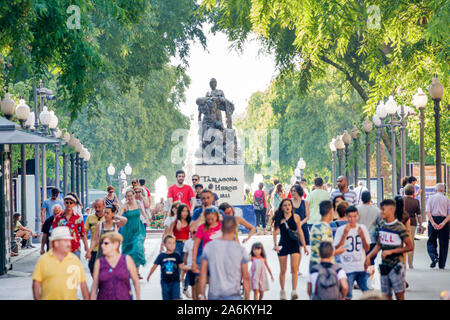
[
  {"xmin": 167, "ymin": 170, "xmax": 196, "ymax": 214},
  {"xmin": 51, "ymin": 194, "xmax": 88, "ymax": 259}
]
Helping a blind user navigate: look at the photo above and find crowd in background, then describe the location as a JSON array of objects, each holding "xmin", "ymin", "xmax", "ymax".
[{"xmin": 29, "ymin": 170, "xmax": 449, "ymax": 300}]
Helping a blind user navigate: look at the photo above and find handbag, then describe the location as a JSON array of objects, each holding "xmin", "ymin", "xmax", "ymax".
[{"xmin": 283, "ymin": 219, "xmax": 301, "ymax": 243}]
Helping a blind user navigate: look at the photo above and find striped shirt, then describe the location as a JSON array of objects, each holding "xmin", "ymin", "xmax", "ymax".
[{"xmin": 329, "ymin": 189, "xmax": 358, "ymax": 206}]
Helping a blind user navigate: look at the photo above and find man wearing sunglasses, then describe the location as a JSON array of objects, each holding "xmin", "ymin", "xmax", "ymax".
[
  {"xmin": 192, "ymin": 174, "xmax": 200, "ymax": 191},
  {"xmin": 52, "ymin": 195, "xmax": 88, "ymax": 259},
  {"xmin": 167, "ymin": 170, "xmax": 196, "ymax": 214}
]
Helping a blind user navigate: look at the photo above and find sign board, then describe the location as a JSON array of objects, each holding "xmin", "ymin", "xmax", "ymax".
[
  {"xmin": 410, "ymin": 163, "xmax": 447, "ymax": 188},
  {"xmin": 195, "ymin": 164, "xmax": 245, "ymax": 206}
]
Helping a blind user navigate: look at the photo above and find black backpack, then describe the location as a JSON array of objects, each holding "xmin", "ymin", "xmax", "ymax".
[{"xmin": 312, "ymin": 263, "xmax": 342, "ymax": 300}]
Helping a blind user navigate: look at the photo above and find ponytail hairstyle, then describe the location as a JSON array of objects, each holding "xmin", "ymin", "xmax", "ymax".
[{"xmin": 394, "ymin": 195, "xmax": 405, "ymax": 222}]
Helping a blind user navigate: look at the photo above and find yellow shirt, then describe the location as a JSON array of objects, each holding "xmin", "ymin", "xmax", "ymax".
[
  {"xmin": 32, "ymin": 249, "xmax": 86, "ymax": 300},
  {"xmin": 85, "ymin": 214, "xmax": 105, "ymax": 251}
]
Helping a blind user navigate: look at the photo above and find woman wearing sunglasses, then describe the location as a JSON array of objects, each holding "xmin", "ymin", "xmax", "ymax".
[
  {"xmin": 90, "ymin": 232, "xmax": 141, "ymax": 300},
  {"xmin": 104, "ymin": 186, "xmax": 119, "ymax": 209}
]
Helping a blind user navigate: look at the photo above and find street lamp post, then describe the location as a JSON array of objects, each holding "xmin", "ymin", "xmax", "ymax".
[
  {"xmin": 342, "ymin": 130, "xmax": 351, "ymax": 181},
  {"xmin": 70, "ymin": 153, "xmax": 75, "ymax": 192},
  {"xmin": 39, "ymin": 106, "xmax": 52, "ymax": 203},
  {"xmin": 124, "ymin": 163, "xmax": 132, "ymax": 184},
  {"xmin": 107, "ymin": 163, "xmax": 116, "ymax": 186},
  {"xmin": 84, "ymin": 150, "xmax": 91, "ymax": 208},
  {"xmin": 62, "ymin": 131, "xmax": 71, "ymax": 195},
  {"xmin": 335, "ymin": 135, "xmax": 345, "ymax": 177},
  {"xmin": 351, "ymin": 124, "xmax": 360, "ymax": 186},
  {"xmin": 329, "ymin": 138, "xmax": 337, "ymax": 188},
  {"xmin": 428, "ymin": 78, "xmax": 444, "ymax": 183},
  {"xmin": 16, "ymin": 98, "xmax": 30, "ymax": 226},
  {"xmin": 385, "ymin": 95, "xmax": 399, "ymax": 195},
  {"xmin": 413, "ymin": 88, "xmax": 428, "ymax": 219},
  {"xmin": 362, "ymin": 117, "xmax": 373, "ymax": 192},
  {"xmin": 79, "ymin": 151, "xmax": 85, "ymax": 209},
  {"xmin": 373, "ymin": 100, "xmax": 388, "ymax": 205}
]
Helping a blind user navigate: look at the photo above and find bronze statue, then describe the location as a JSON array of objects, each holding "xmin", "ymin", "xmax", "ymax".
[{"xmin": 196, "ymin": 78, "xmax": 237, "ymax": 164}]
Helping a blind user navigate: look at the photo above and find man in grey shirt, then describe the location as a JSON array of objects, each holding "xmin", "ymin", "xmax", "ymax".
[
  {"xmin": 199, "ymin": 216, "xmax": 250, "ymax": 300},
  {"xmin": 356, "ymin": 191, "xmax": 381, "ymax": 265}
]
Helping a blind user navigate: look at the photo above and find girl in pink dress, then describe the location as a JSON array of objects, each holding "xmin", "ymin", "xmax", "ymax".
[{"xmin": 250, "ymin": 242, "xmax": 274, "ymax": 300}]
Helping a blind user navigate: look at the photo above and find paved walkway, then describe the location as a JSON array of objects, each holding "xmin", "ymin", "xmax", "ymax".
[{"xmin": 0, "ymin": 234, "xmax": 448, "ymax": 300}]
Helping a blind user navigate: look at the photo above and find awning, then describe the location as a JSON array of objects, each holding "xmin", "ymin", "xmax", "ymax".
[{"xmin": 0, "ymin": 116, "xmax": 59, "ymax": 145}]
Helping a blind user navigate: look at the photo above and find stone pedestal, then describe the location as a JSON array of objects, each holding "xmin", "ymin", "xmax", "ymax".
[{"xmin": 195, "ymin": 164, "xmax": 244, "ymax": 206}]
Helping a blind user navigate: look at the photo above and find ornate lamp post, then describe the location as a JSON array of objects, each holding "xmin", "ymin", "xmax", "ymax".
[
  {"xmin": 49, "ymin": 112, "xmax": 59, "ymax": 189},
  {"xmin": 351, "ymin": 124, "xmax": 360, "ymax": 186},
  {"xmin": 39, "ymin": 106, "xmax": 52, "ymax": 201},
  {"xmin": 124, "ymin": 163, "xmax": 132, "ymax": 184},
  {"xmin": 342, "ymin": 130, "xmax": 351, "ymax": 180},
  {"xmin": 16, "ymin": 98, "xmax": 30, "ymax": 226},
  {"xmin": 74, "ymin": 140, "xmax": 83, "ymax": 200},
  {"xmin": 329, "ymin": 138, "xmax": 337, "ymax": 188},
  {"xmin": 1, "ymin": 92, "xmax": 16, "ymax": 119},
  {"xmin": 107, "ymin": 163, "xmax": 116, "ymax": 186},
  {"xmin": 335, "ymin": 135, "xmax": 345, "ymax": 177},
  {"xmin": 79, "ymin": 147, "xmax": 85, "ymax": 208},
  {"xmin": 428, "ymin": 77, "xmax": 444, "ymax": 183},
  {"xmin": 62, "ymin": 131, "xmax": 71, "ymax": 195},
  {"xmin": 373, "ymin": 100, "xmax": 387, "ymax": 205},
  {"xmin": 385, "ymin": 96, "xmax": 399, "ymax": 194},
  {"xmin": 362, "ymin": 117, "xmax": 373, "ymax": 192},
  {"xmin": 396, "ymin": 104, "xmax": 414, "ymax": 179},
  {"xmin": 413, "ymin": 88, "xmax": 428, "ymax": 218},
  {"xmin": 84, "ymin": 149, "xmax": 91, "ymax": 208}
]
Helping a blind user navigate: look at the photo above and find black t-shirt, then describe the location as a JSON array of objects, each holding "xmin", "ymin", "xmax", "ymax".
[
  {"xmin": 212, "ymin": 192, "xmax": 219, "ymax": 203},
  {"xmin": 154, "ymin": 252, "xmax": 182, "ymax": 283},
  {"xmin": 41, "ymin": 216, "xmax": 54, "ymax": 251}
]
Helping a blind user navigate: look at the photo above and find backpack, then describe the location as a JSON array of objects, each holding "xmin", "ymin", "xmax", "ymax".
[
  {"xmin": 253, "ymin": 191, "xmax": 265, "ymax": 210},
  {"xmin": 312, "ymin": 263, "xmax": 342, "ymax": 300}
]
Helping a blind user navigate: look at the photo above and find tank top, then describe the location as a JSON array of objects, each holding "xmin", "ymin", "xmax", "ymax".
[
  {"xmin": 105, "ymin": 195, "xmax": 117, "ymax": 206},
  {"xmin": 173, "ymin": 219, "xmax": 190, "ymax": 241},
  {"xmin": 279, "ymin": 214, "xmax": 297, "ymax": 245},
  {"xmin": 97, "ymin": 221, "xmax": 118, "ymax": 259},
  {"xmin": 97, "ymin": 255, "xmax": 132, "ymax": 300}
]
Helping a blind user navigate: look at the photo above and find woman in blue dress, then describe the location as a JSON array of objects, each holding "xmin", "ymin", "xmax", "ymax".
[
  {"xmin": 118, "ymin": 190, "xmax": 150, "ymax": 279},
  {"xmin": 290, "ymin": 184, "xmax": 310, "ymax": 276}
]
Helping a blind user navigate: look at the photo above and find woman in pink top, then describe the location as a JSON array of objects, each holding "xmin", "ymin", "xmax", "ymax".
[{"xmin": 191, "ymin": 208, "xmax": 222, "ymax": 274}]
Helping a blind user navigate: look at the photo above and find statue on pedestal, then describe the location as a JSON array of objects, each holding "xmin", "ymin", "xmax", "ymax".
[{"xmin": 196, "ymin": 78, "xmax": 238, "ymax": 164}]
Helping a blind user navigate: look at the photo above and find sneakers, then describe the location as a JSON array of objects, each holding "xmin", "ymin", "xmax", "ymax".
[
  {"xmin": 291, "ymin": 291, "xmax": 298, "ymax": 300},
  {"xmin": 183, "ymin": 288, "xmax": 191, "ymax": 298},
  {"xmin": 280, "ymin": 290, "xmax": 287, "ymax": 300},
  {"xmin": 430, "ymin": 258, "xmax": 439, "ymax": 268}
]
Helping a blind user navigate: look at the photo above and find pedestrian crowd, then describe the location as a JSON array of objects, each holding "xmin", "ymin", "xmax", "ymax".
[{"xmin": 30, "ymin": 170, "xmax": 449, "ymax": 301}]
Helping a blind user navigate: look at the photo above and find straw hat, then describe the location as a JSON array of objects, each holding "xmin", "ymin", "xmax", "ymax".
[{"xmin": 49, "ymin": 226, "xmax": 74, "ymax": 242}]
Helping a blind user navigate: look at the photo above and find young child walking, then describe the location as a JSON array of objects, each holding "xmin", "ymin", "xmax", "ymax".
[
  {"xmin": 250, "ymin": 242, "xmax": 274, "ymax": 300},
  {"xmin": 147, "ymin": 235, "xmax": 188, "ymax": 300}
]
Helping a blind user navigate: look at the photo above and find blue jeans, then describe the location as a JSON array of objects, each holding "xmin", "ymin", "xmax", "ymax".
[
  {"xmin": 161, "ymin": 281, "xmax": 180, "ymax": 300},
  {"xmin": 254, "ymin": 208, "xmax": 266, "ymax": 228},
  {"xmin": 346, "ymin": 271, "xmax": 369, "ymax": 299},
  {"xmin": 175, "ymin": 241, "xmax": 184, "ymax": 257},
  {"xmin": 73, "ymin": 250, "xmax": 81, "ymax": 259}
]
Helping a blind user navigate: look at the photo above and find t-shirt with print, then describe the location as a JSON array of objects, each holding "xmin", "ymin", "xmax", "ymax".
[
  {"xmin": 167, "ymin": 184, "xmax": 195, "ymax": 210},
  {"xmin": 310, "ymin": 222, "xmax": 334, "ymax": 265},
  {"xmin": 183, "ymin": 239, "xmax": 194, "ymax": 267},
  {"xmin": 154, "ymin": 252, "xmax": 183, "ymax": 283},
  {"xmin": 333, "ymin": 224, "xmax": 370, "ymax": 274},
  {"xmin": 195, "ymin": 222, "xmax": 222, "ymax": 250},
  {"xmin": 375, "ymin": 219, "xmax": 409, "ymax": 267}
]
